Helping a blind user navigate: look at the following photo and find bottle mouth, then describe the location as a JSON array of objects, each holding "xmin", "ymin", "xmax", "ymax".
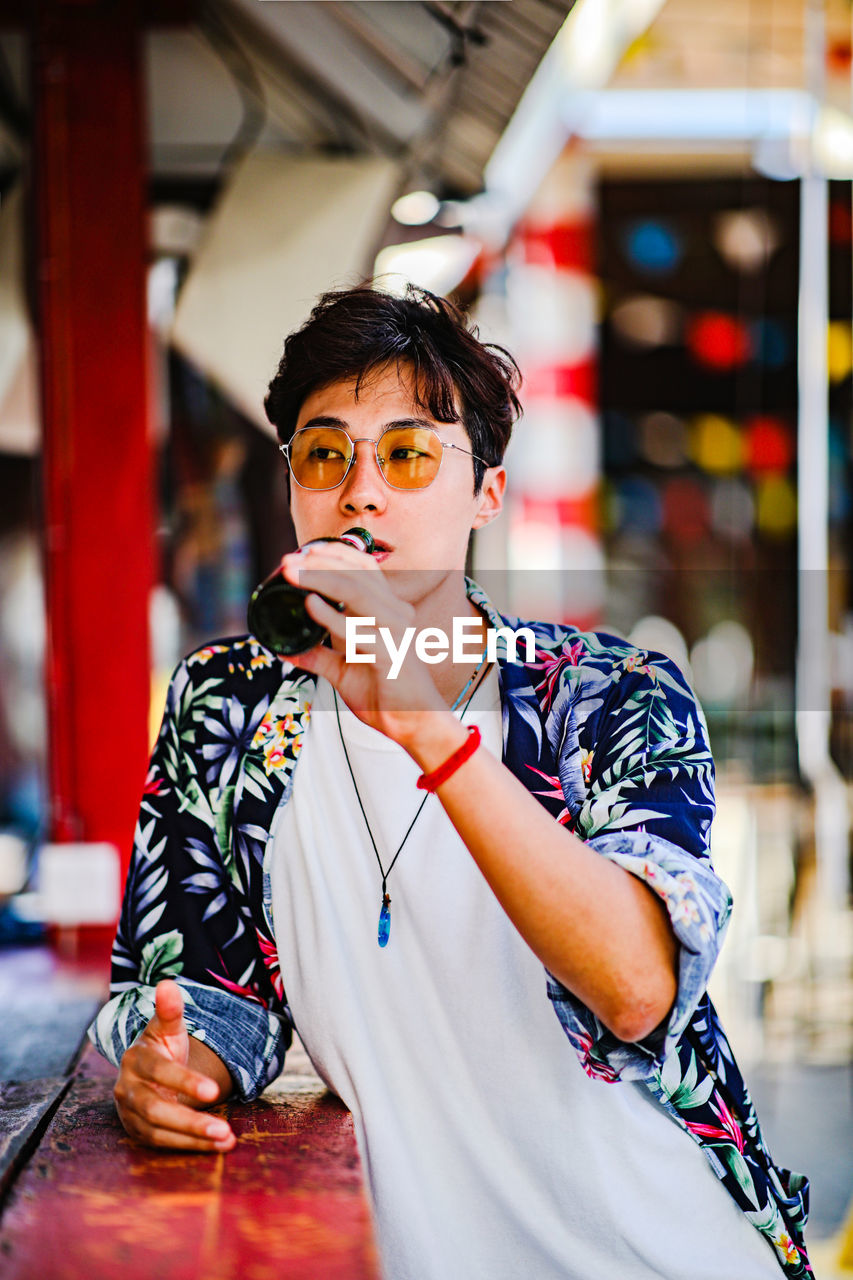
[{"xmin": 339, "ymin": 526, "xmax": 376, "ymax": 554}]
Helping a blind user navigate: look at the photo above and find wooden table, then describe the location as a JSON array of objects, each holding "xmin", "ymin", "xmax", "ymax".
[{"xmin": 0, "ymin": 946, "xmax": 378, "ymax": 1279}]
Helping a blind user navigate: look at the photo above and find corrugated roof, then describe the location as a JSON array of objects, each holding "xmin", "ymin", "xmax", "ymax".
[{"xmin": 147, "ymin": 0, "xmax": 577, "ymax": 198}]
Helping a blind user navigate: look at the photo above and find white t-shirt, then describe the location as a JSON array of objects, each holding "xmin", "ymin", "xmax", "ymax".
[{"xmin": 269, "ymin": 672, "xmax": 778, "ymax": 1280}]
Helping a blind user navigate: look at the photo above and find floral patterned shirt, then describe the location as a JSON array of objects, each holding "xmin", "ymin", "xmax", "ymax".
[{"xmin": 90, "ymin": 581, "xmax": 811, "ymax": 1277}]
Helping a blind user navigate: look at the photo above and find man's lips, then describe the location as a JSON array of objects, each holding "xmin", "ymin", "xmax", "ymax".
[
  {"xmin": 332, "ymin": 529, "xmax": 392, "ymax": 558},
  {"xmin": 363, "ymin": 535, "xmax": 393, "ymax": 557}
]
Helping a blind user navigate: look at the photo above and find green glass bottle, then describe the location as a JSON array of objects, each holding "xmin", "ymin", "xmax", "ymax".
[{"xmin": 247, "ymin": 527, "xmax": 375, "ymax": 655}]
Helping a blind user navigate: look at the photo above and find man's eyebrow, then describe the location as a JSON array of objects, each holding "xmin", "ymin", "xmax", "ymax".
[
  {"xmin": 383, "ymin": 417, "xmax": 437, "ymax": 430},
  {"xmin": 298, "ymin": 416, "xmax": 348, "ymax": 431},
  {"xmin": 298, "ymin": 416, "xmax": 439, "ymax": 432}
]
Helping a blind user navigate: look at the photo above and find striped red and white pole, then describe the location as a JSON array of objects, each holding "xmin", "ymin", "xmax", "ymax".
[{"xmin": 505, "ymin": 147, "xmax": 603, "ymax": 630}]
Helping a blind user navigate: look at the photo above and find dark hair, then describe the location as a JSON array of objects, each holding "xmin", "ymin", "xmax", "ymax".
[{"xmin": 264, "ymin": 283, "xmax": 522, "ymax": 494}]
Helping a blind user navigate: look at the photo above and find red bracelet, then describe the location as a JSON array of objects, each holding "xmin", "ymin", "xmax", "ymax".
[{"xmin": 416, "ymin": 726, "xmax": 481, "ymax": 792}]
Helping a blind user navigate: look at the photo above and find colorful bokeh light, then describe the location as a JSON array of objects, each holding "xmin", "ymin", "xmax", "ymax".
[
  {"xmin": 828, "ymin": 321, "xmax": 853, "ymax": 383},
  {"xmin": 690, "ymin": 414, "xmax": 743, "ymax": 475},
  {"xmin": 622, "ymin": 220, "xmax": 684, "ymax": 275},
  {"xmin": 710, "ymin": 478, "xmax": 755, "ymax": 542},
  {"xmin": 638, "ymin": 412, "xmax": 688, "ymax": 469},
  {"xmin": 661, "ymin": 476, "xmax": 710, "ymax": 543},
  {"xmin": 744, "ymin": 415, "xmax": 794, "ymax": 475},
  {"xmin": 754, "ymin": 474, "xmax": 797, "ymax": 536},
  {"xmin": 685, "ymin": 312, "xmax": 751, "ymax": 371},
  {"xmin": 611, "ymin": 294, "xmax": 682, "ymax": 348},
  {"xmin": 713, "ymin": 208, "xmax": 780, "ymax": 274},
  {"xmin": 749, "ymin": 318, "xmax": 791, "ymax": 369},
  {"xmin": 612, "ymin": 476, "xmax": 662, "ymax": 535},
  {"xmin": 829, "ymin": 200, "xmax": 853, "ymax": 245}
]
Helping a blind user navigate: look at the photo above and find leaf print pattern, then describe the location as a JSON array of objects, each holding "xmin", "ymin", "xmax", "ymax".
[
  {"xmin": 138, "ymin": 929, "xmax": 184, "ymax": 985},
  {"xmin": 256, "ymin": 927, "xmax": 284, "ymax": 1001},
  {"xmin": 523, "ymin": 765, "xmax": 571, "ymax": 827},
  {"xmin": 89, "ymin": 579, "xmax": 810, "ymax": 1277}
]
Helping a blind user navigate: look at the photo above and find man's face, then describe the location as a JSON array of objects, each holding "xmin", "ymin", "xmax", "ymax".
[{"xmin": 287, "ymin": 362, "xmax": 505, "ymax": 607}]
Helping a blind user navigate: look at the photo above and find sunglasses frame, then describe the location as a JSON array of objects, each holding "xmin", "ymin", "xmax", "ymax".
[{"xmin": 278, "ymin": 424, "xmax": 490, "ymax": 491}]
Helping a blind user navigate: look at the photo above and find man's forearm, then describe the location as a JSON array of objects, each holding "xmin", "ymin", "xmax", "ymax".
[{"xmin": 403, "ymin": 710, "xmax": 678, "ymax": 1043}]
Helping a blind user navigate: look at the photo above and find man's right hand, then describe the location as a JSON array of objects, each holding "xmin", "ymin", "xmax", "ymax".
[{"xmin": 113, "ymin": 978, "xmax": 236, "ymax": 1152}]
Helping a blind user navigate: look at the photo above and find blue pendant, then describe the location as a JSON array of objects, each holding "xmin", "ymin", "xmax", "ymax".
[{"xmin": 378, "ymin": 896, "xmax": 391, "ymax": 948}]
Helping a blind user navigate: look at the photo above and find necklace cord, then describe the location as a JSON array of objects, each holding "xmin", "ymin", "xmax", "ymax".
[
  {"xmin": 334, "ymin": 690, "xmax": 430, "ymax": 889},
  {"xmin": 332, "ymin": 646, "xmax": 492, "ymax": 891}
]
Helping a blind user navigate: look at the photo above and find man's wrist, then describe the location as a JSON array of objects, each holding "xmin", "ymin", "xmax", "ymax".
[
  {"xmin": 399, "ymin": 710, "xmax": 471, "ymax": 774},
  {"xmin": 187, "ymin": 1035, "xmax": 234, "ymax": 1104}
]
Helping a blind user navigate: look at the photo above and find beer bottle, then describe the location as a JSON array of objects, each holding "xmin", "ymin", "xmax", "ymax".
[{"xmin": 247, "ymin": 527, "xmax": 375, "ymax": 655}]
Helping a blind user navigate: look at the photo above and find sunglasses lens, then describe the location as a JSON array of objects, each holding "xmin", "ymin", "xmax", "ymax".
[
  {"xmin": 289, "ymin": 427, "xmax": 352, "ymax": 489},
  {"xmin": 378, "ymin": 427, "xmax": 443, "ymax": 489}
]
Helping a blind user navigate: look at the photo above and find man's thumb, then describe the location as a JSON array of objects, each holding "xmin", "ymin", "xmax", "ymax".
[{"xmin": 153, "ymin": 978, "xmax": 185, "ymax": 1035}]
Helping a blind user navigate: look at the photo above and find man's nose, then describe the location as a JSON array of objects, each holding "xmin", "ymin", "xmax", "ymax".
[{"xmin": 339, "ymin": 439, "xmax": 388, "ymax": 512}]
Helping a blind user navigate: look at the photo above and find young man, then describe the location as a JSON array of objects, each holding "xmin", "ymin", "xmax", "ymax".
[{"xmin": 91, "ymin": 285, "xmax": 810, "ymax": 1278}]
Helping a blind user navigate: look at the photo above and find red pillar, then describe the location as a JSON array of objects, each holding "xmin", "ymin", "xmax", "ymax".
[{"xmin": 33, "ymin": 1, "xmax": 153, "ymax": 881}]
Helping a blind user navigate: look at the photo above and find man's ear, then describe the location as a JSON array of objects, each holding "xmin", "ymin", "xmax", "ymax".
[{"xmin": 471, "ymin": 465, "xmax": 506, "ymax": 530}]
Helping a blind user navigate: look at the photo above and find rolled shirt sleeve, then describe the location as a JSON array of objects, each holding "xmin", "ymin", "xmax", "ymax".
[
  {"xmin": 89, "ymin": 979, "xmax": 288, "ymax": 1101},
  {"xmin": 543, "ymin": 645, "xmax": 731, "ymax": 1081},
  {"xmin": 88, "ymin": 650, "xmax": 292, "ymax": 1101}
]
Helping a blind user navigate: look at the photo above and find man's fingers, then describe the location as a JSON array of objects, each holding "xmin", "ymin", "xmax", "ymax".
[
  {"xmin": 282, "ymin": 542, "xmax": 379, "ymax": 575},
  {"xmin": 124, "ymin": 1087, "xmax": 234, "ymax": 1145},
  {"xmin": 285, "ymin": 629, "xmax": 344, "ymax": 682},
  {"xmin": 283, "ymin": 560, "xmax": 396, "ymax": 624},
  {"xmin": 153, "ymin": 978, "xmax": 185, "ymax": 1034},
  {"xmin": 130, "ymin": 1124, "xmax": 236, "ymax": 1154},
  {"xmin": 115, "ymin": 991, "xmax": 235, "ymax": 1153},
  {"xmin": 122, "ymin": 1102, "xmax": 236, "ymax": 1153},
  {"xmin": 127, "ymin": 1042, "xmax": 217, "ymax": 1102}
]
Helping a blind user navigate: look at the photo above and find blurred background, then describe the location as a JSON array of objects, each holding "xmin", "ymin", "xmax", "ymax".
[{"xmin": 1, "ymin": 0, "xmax": 852, "ymax": 1270}]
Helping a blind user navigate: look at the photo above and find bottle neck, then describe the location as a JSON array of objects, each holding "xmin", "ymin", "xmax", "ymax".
[{"xmin": 337, "ymin": 527, "xmax": 374, "ymax": 554}]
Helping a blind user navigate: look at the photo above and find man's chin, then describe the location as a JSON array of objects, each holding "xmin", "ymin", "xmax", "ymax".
[{"xmin": 382, "ymin": 566, "xmax": 469, "ymax": 608}]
